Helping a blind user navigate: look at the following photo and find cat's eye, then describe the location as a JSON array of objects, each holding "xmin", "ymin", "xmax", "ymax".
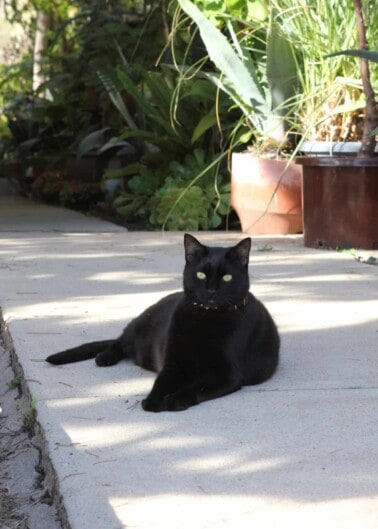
[
  {"xmin": 196, "ymin": 271, "xmax": 206, "ymax": 280},
  {"xmin": 222, "ymin": 274, "xmax": 232, "ymax": 282}
]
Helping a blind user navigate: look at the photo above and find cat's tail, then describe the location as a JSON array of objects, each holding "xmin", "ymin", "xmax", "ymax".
[{"xmin": 46, "ymin": 340, "xmax": 115, "ymax": 365}]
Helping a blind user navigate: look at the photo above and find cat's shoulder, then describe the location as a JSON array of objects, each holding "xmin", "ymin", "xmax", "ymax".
[{"xmin": 149, "ymin": 291, "xmax": 184, "ymax": 310}]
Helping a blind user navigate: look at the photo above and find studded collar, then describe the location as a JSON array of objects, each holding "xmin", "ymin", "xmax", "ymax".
[{"xmin": 192, "ymin": 296, "xmax": 248, "ymax": 312}]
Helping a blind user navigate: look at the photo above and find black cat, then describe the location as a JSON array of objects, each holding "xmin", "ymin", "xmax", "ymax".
[{"xmin": 46, "ymin": 234, "xmax": 279, "ymax": 412}]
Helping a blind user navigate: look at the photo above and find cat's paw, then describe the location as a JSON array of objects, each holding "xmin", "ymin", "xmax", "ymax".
[
  {"xmin": 141, "ymin": 396, "xmax": 166, "ymax": 413},
  {"xmin": 141, "ymin": 395, "xmax": 189, "ymax": 412},
  {"xmin": 141, "ymin": 391, "xmax": 198, "ymax": 412},
  {"xmin": 95, "ymin": 352, "xmax": 118, "ymax": 367},
  {"xmin": 164, "ymin": 391, "xmax": 198, "ymax": 412},
  {"xmin": 164, "ymin": 395, "xmax": 191, "ymax": 411}
]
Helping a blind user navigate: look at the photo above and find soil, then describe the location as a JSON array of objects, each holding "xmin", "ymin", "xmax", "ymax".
[{"xmin": 0, "ymin": 333, "xmax": 62, "ymax": 529}]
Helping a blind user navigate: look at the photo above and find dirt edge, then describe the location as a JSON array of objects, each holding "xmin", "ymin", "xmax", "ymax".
[{"xmin": 1, "ymin": 313, "xmax": 71, "ymax": 529}]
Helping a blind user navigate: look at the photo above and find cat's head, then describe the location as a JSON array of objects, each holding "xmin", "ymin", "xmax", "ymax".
[{"xmin": 183, "ymin": 234, "xmax": 251, "ymax": 310}]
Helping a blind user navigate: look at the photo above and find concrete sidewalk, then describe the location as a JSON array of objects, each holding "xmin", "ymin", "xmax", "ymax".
[{"xmin": 0, "ymin": 178, "xmax": 377, "ymax": 529}]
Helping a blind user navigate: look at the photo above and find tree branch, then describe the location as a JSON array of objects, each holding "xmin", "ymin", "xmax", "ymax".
[{"xmin": 353, "ymin": 0, "xmax": 378, "ymax": 156}]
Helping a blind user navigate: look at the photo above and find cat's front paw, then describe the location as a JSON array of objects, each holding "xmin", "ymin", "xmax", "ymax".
[
  {"xmin": 141, "ymin": 395, "xmax": 189, "ymax": 412},
  {"xmin": 164, "ymin": 391, "xmax": 198, "ymax": 412},
  {"xmin": 163, "ymin": 395, "xmax": 190, "ymax": 412},
  {"xmin": 141, "ymin": 396, "xmax": 166, "ymax": 412},
  {"xmin": 141, "ymin": 391, "xmax": 198, "ymax": 412}
]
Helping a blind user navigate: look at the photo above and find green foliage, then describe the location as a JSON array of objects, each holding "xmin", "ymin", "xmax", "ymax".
[
  {"xmin": 6, "ymin": 377, "xmax": 21, "ymax": 391},
  {"xmin": 192, "ymin": 0, "xmax": 268, "ymax": 22},
  {"xmin": 3, "ymin": 1, "xmax": 234, "ymax": 230},
  {"xmin": 113, "ymin": 165, "xmax": 166, "ymax": 222},
  {"xmin": 108, "ymin": 63, "xmax": 234, "ymax": 155},
  {"xmin": 16, "ymin": 394, "xmax": 37, "ymax": 433},
  {"xmin": 113, "ymin": 149, "xmax": 230, "ymax": 230},
  {"xmin": 327, "ymin": 49, "xmax": 378, "ymax": 64},
  {"xmin": 150, "ymin": 153, "xmax": 230, "ymax": 230},
  {"xmin": 102, "ymin": 57, "xmax": 234, "ymax": 230},
  {"xmin": 150, "ymin": 179, "xmax": 230, "ymax": 231},
  {"xmin": 151, "ymin": 182, "xmax": 210, "ymax": 230},
  {"xmin": 177, "ymin": 0, "xmax": 299, "ymax": 148},
  {"xmin": 178, "ymin": 0, "xmax": 267, "ymax": 118},
  {"xmin": 269, "ymin": 0, "xmax": 378, "ymax": 142},
  {"xmin": 257, "ymin": 244, "xmax": 273, "ymax": 252},
  {"xmin": 178, "ymin": 0, "xmax": 378, "ymax": 146},
  {"xmin": 5, "ymin": 0, "xmax": 378, "ymax": 232},
  {"xmin": 2, "ymin": 1, "xmax": 169, "ymax": 159}
]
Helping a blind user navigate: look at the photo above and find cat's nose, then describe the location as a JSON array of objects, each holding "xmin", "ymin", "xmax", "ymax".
[{"xmin": 207, "ymin": 288, "xmax": 217, "ymax": 295}]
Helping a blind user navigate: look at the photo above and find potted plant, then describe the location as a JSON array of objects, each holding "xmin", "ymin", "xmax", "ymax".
[
  {"xmin": 295, "ymin": 0, "xmax": 378, "ymax": 249},
  {"xmin": 177, "ymin": 0, "xmax": 303, "ymax": 235}
]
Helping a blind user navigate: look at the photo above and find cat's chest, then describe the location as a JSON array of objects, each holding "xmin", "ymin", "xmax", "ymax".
[
  {"xmin": 163, "ymin": 304, "xmax": 246, "ymax": 372},
  {"xmin": 172, "ymin": 305, "xmax": 239, "ymax": 344}
]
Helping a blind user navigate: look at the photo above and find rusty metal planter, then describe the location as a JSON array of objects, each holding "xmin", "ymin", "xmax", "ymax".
[{"xmin": 297, "ymin": 156, "xmax": 378, "ymax": 250}]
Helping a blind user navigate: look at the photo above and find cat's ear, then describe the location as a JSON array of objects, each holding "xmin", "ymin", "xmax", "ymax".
[
  {"xmin": 228, "ymin": 237, "xmax": 251, "ymax": 266},
  {"xmin": 184, "ymin": 234, "xmax": 207, "ymax": 262}
]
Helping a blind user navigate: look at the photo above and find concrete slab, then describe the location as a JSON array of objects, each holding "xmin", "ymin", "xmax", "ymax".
[
  {"xmin": 0, "ymin": 180, "xmax": 125, "ymax": 233},
  {"xmin": 1, "ymin": 178, "xmax": 377, "ymax": 529}
]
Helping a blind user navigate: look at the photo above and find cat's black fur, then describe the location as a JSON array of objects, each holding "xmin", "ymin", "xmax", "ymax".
[{"xmin": 46, "ymin": 234, "xmax": 279, "ymax": 412}]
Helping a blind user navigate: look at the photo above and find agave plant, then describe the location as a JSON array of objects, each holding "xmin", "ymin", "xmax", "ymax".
[{"xmin": 177, "ymin": 0, "xmax": 299, "ymax": 151}]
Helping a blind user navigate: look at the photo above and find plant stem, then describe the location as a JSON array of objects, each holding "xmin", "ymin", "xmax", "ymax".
[{"xmin": 353, "ymin": 0, "xmax": 378, "ymax": 156}]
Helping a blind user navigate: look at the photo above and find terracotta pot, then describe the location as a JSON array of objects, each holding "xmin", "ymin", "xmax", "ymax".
[
  {"xmin": 231, "ymin": 153, "xmax": 303, "ymax": 235},
  {"xmin": 297, "ymin": 156, "xmax": 378, "ymax": 250}
]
